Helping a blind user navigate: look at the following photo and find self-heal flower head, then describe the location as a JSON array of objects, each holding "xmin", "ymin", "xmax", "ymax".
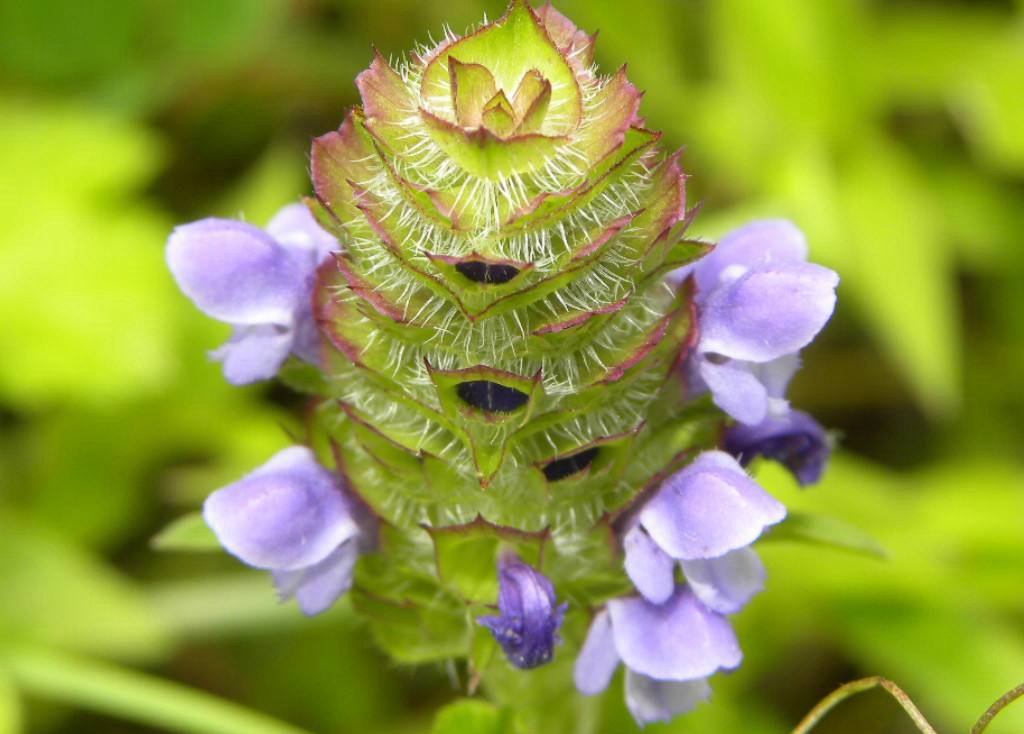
[
  {"xmin": 203, "ymin": 446, "xmax": 364, "ymax": 616},
  {"xmin": 622, "ymin": 451, "xmax": 785, "ymax": 611},
  {"xmin": 574, "ymin": 588, "xmax": 740, "ymax": 726},
  {"xmin": 686, "ymin": 220, "xmax": 839, "ymax": 426},
  {"xmin": 725, "ymin": 409, "xmax": 832, "ymax": 486},
  {"xmin": 166, "ymin": 204, "xmax": 338, "ymax": 385},
  {"xmin": 478, "ymin": 554, "xmax": 567, "ymax": 669},
  {"xmin": 163, "ymin": 1, "xmax": 845, "ymax": 728}
]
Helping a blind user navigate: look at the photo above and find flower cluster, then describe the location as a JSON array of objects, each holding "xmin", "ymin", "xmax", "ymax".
[
  {"xmin": 574, "ymin": 450, "xmax": 784, "ymax": 723},
  {"xmin": 565, "ymin": 220, "xmax": 837, "ymax": 724},
  {"xmin": 164, "ymin": 1, "xmax": 839, "ymax": 728},
  {"xmin": 683, "ymin": 219, "xmax": 838, "ymax": 485}
]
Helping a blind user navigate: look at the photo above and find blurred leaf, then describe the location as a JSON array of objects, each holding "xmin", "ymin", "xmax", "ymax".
[
  {"xmin": 236, "ymin": 617, "xmax": 409, "ymax": 734},
  {"xmin": 14, "ymin": 409, "xmax": 160, "ymax": 550},
  {"xmin": 151, "ymin": 512, "xmax": 219, "ymax": 553},
  {"xmin": 0, "ymin": 514, "xmax": 169, "ymax": 661},
  {"xmin": 0, "ymin": 99, "xmax": 176, "ymax": 408},
  {"xmin": 1, "ymin": 646, "xmax": 312, "ymax": 734},
  {"xmin": 0, "ymin": 671, "xmax": 21, "ymax": 734},
  {"xmin": 838, "ymin": 602, "xmax": 1024, "ymax": 732},
  {"xmin": 153, "ymin": 0, "xmax": 285, "ymax": 67},
  {"xmin": 148, "ymin": 573, "xmax": 319, "ymax": 641},
  {"xmin": 0, "ymin": 0, "xmax": 141, "ymax": 84},
  {"xmin": 431, "ymin": 699, "xmax": 513, "ymax": 734},
  {"xmin": 959, "ymin": 37, "xmax": 1024, "ymax": 175},
  {"xmin": 764, "ymin": 511, "xmax": 887, "ymax": 559},
  {"xmin": 929, "ymin": 162, "xmax": 1024, "ymax": 272},
  {"xmin": 764, "ymin": 133, "xmax": 961, "ymax": 415},
  {"xmin": 216, "ymin": 143, "xmax": 309, "ymax": 226},
  {"xmin": 708, "ymin": 0, "xmax": 867, "ymax": 144},
  {"xmin": 756, "ymin": 454, "xmax": 1024, "ymax": 731},
  {"xmin": 871, "ymin": 7, "xmax": 1006, "ymax": 105},
  {"xmin": 834, "ymin": 137, "xmax": 959, "ymax": 415}
]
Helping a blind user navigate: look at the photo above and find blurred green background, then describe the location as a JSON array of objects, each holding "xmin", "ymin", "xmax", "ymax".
[{"xmin": 1, "ymin": 0, "xmax": 1023, "ymax": 732}]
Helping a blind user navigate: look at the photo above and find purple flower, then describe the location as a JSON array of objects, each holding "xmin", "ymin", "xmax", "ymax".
[
  {"xmin": 166, "ymin": 203, "xmax": 338, "ymax": 384},
  {"xmin": 622, "ymin": 451, "xmax": 784, "ymax": 611},
  {"xmin": 686, "ymin": 220, "xmax": 839, "ymax": 425},
  {"xmin": 574, "ymin": 588, "xmax": 740, "ymax": 725},
  {"xmin": 478, "ymin": 554, "xmax": 567, "ymax": 669},
  {"xmin": 203, "ymin": 446, "xmax": 365, "ymax": 616},
  {"xmin": 725, "ymin": 409, "xmax": 831, "ymax": 486}
]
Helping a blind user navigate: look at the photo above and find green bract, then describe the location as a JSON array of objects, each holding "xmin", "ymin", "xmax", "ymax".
[{"xmin": 304, "ymin": 0, "xmax": 716, "ymax": 676}]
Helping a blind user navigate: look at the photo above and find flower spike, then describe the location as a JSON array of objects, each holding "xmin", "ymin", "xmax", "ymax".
[{"xmin": 166, "ymin": 2, "xmax": 841, "ymax": 727}]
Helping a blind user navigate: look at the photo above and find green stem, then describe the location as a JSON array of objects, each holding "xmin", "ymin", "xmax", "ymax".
[
  {"xmin": 971, "ymin": 681, "xmax": 1024, "ymax": 734},
  {"xmin": 0, "ymin": 645, "xmax": 313, "ymax": 734},
  {"xmin": 790, "ymin": 677, "xmax": 938, "ymax": 734}
]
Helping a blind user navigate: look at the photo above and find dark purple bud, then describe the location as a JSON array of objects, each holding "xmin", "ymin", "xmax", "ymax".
[
  {"xmin": 725, "ymin": 410, "xmax": 831, "ymax": 487},
  {"xmin": 478, "ymin": 554, "xmax": 566, "ymax": 669}
]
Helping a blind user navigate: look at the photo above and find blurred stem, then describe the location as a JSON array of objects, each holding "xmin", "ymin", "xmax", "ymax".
[
  {"xmin": 971, "ymin": 681, "xmax": 1024, "ymax": 734},
  {"xmin": 0, "ymin": 645, "xmax": 312, "ymax": 734},
  {"xmin": 790, "ymin": 677, "xmax": 938, "ymax": 734}
]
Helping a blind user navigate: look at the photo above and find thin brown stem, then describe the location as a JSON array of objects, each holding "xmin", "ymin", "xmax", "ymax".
[
  {"xmin": 971, "ymin": 681, "xmax": 1024, "ymax": 734},
  {"xmin": 790, "ymin": 676, "xmax": 939, "ymax": 734}
]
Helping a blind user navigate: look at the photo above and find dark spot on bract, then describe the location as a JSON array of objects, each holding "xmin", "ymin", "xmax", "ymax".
[
  {"xmin": 456, "ymin": 380, "xmax": 530, "ymax": 413},
  {"xmin": 542, "ymin": 447, "xmax": 600, "ymax": 481},
  {"xmin": 456, "ymin": 260, "xmax": 521, "ymax": 284}
]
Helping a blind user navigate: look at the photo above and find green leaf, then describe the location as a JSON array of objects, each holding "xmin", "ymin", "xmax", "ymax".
[
  {"xmin": 959, "ymin": 36, "xmax": 1024, "ymax": 175},
  {"xmin": 420, "ymin": 109, "xmax": 566, "ymax": 180},
  {"xmin": 764, "ymin": 511, "xmax": 888, "ymax": 559},
  {"xmin": 839, "ymin": 602, "xmax": 1024, "ymax": 731},
  {"xmin": 277, "ymin": 359, "xmax": 329, "ymax": 396},
  {"xmin": 0, "ymin": 0, "xmax": 142, "ymax": 84},
  {"xmin": 215, "ymin": 143, "xmax": 309, "ymax": 226},
  {"xmin": 738, "ymin": 133, "xmax": 962, "ymax": 416},
  {"xmin": 0, "ymin": 514, "xmax": 169, "ymax": 660},
  {"xmin": 0, "ymin": 670, "xmax": 21, "ymax": 734},
  {"xmin": 420, "ymin": 0, "xmax": 581, "ymax": 134},
  {"xmin": 427, "ymin": 520, "xmax": 545, "ymax": 604},
  {"xmin": 0, "ymin": 100, "xmax": 176, "ymax": 408},
  {"xmin": 450, "ymin": 58, "xmax": 498, "ymax": 128},
  {"xmin": 147, "ymin": 573, "xmax": 318, "ymax": 641},
  {"xmin": 431, "ymin": 699, "xmax": 513, "ymax": 734},
  {"xmin": 834, "ymin": 137, "xmax": 959, "ymax": 415},
  {"xmin": 1, "ymin": 646, "xmax": 312, "ymax": 734},
  {"xmin": 350, "ymin": 590, "xmax": 471, "ymax": 664},
  {"xmin": 151, "ymin": 513, "xmax": 220, "ymax": 553}
]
